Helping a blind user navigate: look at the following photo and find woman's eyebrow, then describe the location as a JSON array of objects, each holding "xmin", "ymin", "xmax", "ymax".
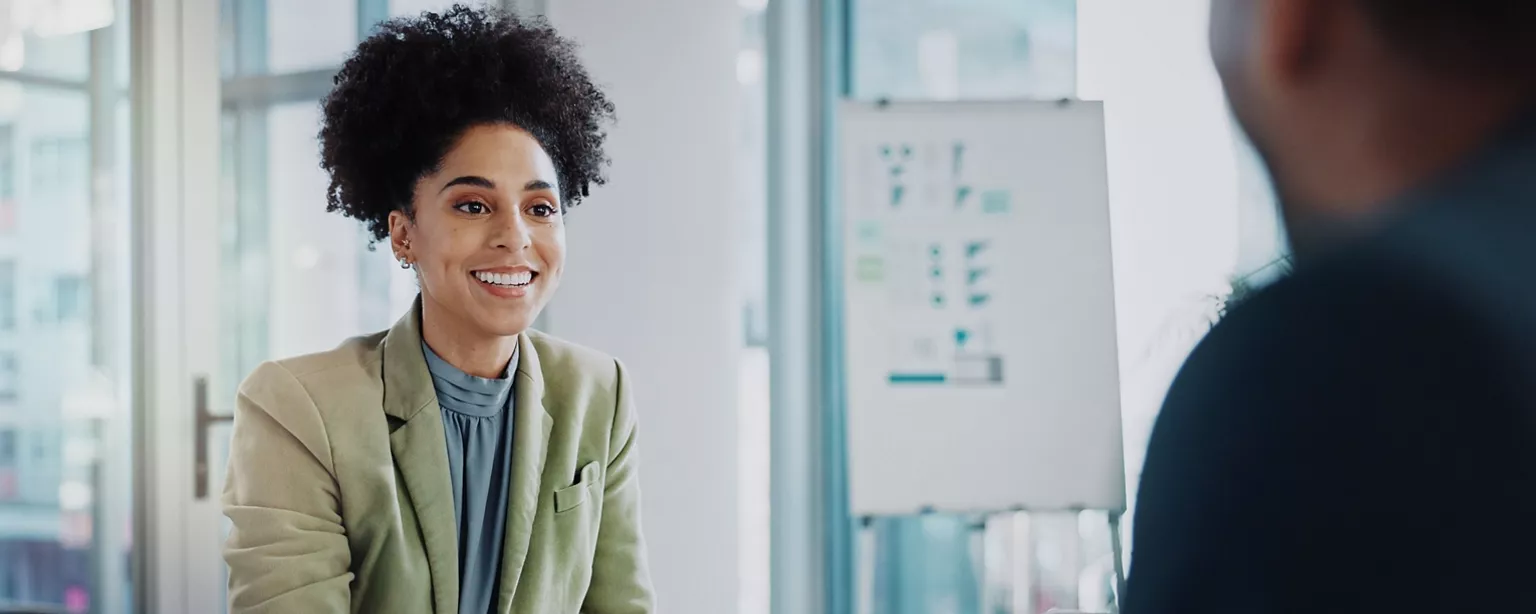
[
  {"xmin": 439, "ymin": 175, "xmax": 496, "ymax": 193},
  {"xmin": 439, "ymin": 176, "xmax": 556, "ymax": 193}
]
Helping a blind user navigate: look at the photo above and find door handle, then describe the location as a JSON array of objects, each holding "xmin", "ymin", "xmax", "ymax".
[{"xmin": 193, "ymin": 375, "xmax": 233, "ymax": 500}]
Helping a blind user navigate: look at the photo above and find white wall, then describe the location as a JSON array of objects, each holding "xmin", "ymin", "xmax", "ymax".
[
  {"xmin": 543, "ymin": 2, "xmax": 742, "ymax": 613},
  {"xmin": 1077, "ymin": 0, "xmax": 1242, "ymax": 503}
]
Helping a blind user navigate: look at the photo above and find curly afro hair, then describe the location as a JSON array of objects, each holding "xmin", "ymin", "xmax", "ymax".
[{"xmin": 319, "ymin": 4, "xmax": 615, "ymax": 242}]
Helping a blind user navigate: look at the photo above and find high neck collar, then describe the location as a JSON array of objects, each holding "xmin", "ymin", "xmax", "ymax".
[{"xmin": 421, "ymin": 341, "xmax": 517, "ymax": 418}]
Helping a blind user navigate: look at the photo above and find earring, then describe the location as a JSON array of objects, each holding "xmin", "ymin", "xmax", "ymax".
[{"xmin": 399, "ymin": 257, "xmax": 411, "ymax": 269}]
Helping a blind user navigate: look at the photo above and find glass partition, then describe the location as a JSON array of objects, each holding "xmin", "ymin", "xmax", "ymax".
[{"xmin": 0, "ymin": 1, "xmax": 135, "ymax": 611}]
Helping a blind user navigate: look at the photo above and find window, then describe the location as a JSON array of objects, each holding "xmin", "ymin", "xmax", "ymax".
[
  {"xmin": 0, "ymin": 261, "xmax": 13, "ymax": 330},
  {"xmin": 0, "ymin": 428, "xmax": 15, "ymax": 502},
  {"xmin": 851, "ymin": 0, "xmax": 1076, "ymax": 101},
  {"xmin": 0, "ymin": 354, "xmax": 14, "ymax": 402},
  {"xmin": 5, "ymin": 28, "xmax": 89, "ymax": 81},
  {"xmin": 390, "ymin": 0, "xmax": 493, "ymax": 18},
  {"xmin": 0, "ymin": 0, "xmax": 135, "ymax": 606},
  {"xmin": 0, "ymin": 429, "xmax": 14, "ymax": 466},
  {"xmin": 54, "ymin": 275, "xmax": 88, "ymax": 323},
  {"xmin": 265, "ymin": 0, "xmax": 359, "ymax": 74},
  {"xmin": 0, "ymin": 125, "xmax": 14, "ymax": 235},
  {"xmin": 216, "ymin": 0, "xmax": 421, "ymax": 406}
]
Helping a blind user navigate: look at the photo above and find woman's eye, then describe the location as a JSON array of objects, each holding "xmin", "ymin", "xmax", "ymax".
[
  {"xmin": 455, "ymin": 201, "xmax": 489, "ymax": 215},
  {"xmin": 530, "ymin": 203, "xmax": 557, "ymax": 217}
]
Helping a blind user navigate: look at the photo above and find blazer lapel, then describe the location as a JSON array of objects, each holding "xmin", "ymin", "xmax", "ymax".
[
  {"xmin": 382, "ymin": 299, "xmax": 460, "ymax": 614},
  {"xmin": 497, "ymin": 332, "xmax": 554, "ymax": 613}
]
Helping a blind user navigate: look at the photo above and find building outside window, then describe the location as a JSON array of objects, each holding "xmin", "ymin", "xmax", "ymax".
[
  {"xmin": 0, "ymin": 354, "xmax": 15, "ymax": 402},
  {"xmin": 0, "ymin": 0, "xmax": 134, "ymax": 610},
  {"xmin": 0, "ymin": 427, "xmax": 15, "ymax": 533},
  {"xmin": 0, "ymin": 262, "xmax": 13, "ymax": 331},
  {"xmin": 0, "ymin": 126, "xmax": 14, "ymax": 235}
]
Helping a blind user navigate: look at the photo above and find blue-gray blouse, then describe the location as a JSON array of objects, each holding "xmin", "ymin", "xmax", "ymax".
[{"xmin": 421, "ymin": 342, "xmax": 518, "ymax": 614}]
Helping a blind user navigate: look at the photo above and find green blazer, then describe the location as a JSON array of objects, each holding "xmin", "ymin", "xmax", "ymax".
[{"xmin": 222, "ymin": 302, "xmax": 654, "ymax": 613}]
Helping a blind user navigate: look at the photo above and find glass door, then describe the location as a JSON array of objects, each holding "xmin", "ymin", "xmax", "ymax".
[
  {"xmin": 0, "ymin": 1, "xmax": 135, "ymax": 612},
  {"xmin": 175, "ymin": 0, "xmax": 498, "ymax": 611}
]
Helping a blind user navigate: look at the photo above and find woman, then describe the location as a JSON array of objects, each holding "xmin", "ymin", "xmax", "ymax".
[{"xmin": 221, "ymin": 6, "xmax": 652, "ymax": 614}]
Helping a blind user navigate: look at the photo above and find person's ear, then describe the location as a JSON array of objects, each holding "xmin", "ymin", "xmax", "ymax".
[
  {"xmin": 1255, "ymin": 0, "xmax": 1337, "ymax": 89},
  {"xmin": 388, "ymin": 209, "xmax": 414, "ymax": 267}
]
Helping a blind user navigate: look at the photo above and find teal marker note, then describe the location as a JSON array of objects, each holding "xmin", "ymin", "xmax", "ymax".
[
  {"xmin": 855, "ymin": 256, "xmax": 884, "ymax": 282},
  {"xmin": 857, "ymin": 221, "xmax": 881, "ymax": 242},
  {"xmin": 955, "ymin": 186, "xmax": 972, "ymax": 207},
  {"xmin": 982, "ymin": 190, "xmax": 1010, "ymax": 214},
  {"xmin": 889, "ymin": 372, "xmax": 946, "ymax": 384}
]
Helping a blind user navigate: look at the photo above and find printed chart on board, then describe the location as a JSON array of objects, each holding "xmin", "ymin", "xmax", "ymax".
[
  {"xmin": 847, "ymin": 139, "xmax": 1012, "ymax": 387},
  {"xmin": 841, "ymin": 101, "xmax": 1126, "ymax": 516}
]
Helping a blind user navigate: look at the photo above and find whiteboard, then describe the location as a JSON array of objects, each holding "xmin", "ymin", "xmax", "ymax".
[{"xmin": 841, "ymin": 101, "xmax": 1126, "ymax": 516}]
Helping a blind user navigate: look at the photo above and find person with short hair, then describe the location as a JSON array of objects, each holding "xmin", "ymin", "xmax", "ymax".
[
  {"xmin": 1127, "ymin": 1, "xmax": 1536, "ymax": 612},
  {"xmin": 221, "ymin": 6, "xmax": 654, "ymax": 613}
]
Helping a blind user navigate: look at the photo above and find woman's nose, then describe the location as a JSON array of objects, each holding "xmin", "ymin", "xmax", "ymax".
[{"xmin": 492, "ymin": 211, "xmax": 533, "ymax": 250}]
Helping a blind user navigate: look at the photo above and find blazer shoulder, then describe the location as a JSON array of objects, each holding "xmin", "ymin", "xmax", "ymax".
[
  {"xmin": 238, "ymin": 330, "xmax": 387, "ymax": 406},
  {"xmin": 527, "ymin": 329, "xmax": 623, "ymax": 390}
]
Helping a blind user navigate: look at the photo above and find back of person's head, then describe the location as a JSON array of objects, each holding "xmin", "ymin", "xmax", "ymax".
[
  {"xmin": 1355, "ymin": 0, "xmax": 1536, "ymax": 77},
  {"xmin": 1210, "ymin": 0, "xmax": 1536, "ymax": 256}
]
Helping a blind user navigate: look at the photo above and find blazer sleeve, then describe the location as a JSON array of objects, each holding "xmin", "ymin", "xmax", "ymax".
[
  {"xmin": 222, "ymin": 361, "xmax": 353, "ymax": 613},
  {"xmin": 582, "ymin": 359, "xmax": 657, "ymax": 613}
]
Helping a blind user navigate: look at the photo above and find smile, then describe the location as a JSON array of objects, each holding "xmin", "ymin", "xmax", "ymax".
[{"xmin": 473, "ymin": 270, "xmax": 536, "ymax": 287}]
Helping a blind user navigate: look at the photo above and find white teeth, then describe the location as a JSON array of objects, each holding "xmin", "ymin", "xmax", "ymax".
[{"xmin": 475, "ymin": 271, "xmax": 533, "ymax": 287}]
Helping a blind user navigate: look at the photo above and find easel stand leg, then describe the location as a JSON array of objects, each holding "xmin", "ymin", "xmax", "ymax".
[
  {"xmin": 857, "ymin": 516, "xmax": 875, "ymax": 614},
  {"xmin": 1107, "ymin": 511, "xmax": 1126, "ymax": 613}
]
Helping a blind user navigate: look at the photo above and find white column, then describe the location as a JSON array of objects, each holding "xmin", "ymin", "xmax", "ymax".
[
  {"xmin": 543, "ymin": 2, "xmax": 742, "ymax": 614},
  {"xmin": 131, "ymin": 0, "xmax": 222, "ymax": 609}
]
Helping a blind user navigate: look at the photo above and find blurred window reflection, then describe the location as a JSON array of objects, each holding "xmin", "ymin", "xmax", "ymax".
[
  {"xmin": 0, "ymin": 0, "xmax": 134, "ymax": 611},
  {"xmin": 851, "ymin": 0, "xmax": 1076, "ymax": 101},
  {"xmin": 207, "ymin": 0, "xmax": 465, "ymax": 602}
]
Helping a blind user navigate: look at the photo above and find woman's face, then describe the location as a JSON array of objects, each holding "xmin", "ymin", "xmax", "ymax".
[{"xmin": 389, "ymin": 123, "xmax": 565, "ymax": 339}]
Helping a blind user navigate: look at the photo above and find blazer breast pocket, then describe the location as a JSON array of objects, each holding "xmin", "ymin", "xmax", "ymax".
[{"xmin": 554, "ymin": 460, "xmax": 601, "ymax": 513}]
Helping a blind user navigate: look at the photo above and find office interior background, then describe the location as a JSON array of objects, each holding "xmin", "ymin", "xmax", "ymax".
[{"xmin": 0, "ymin": 0, "xmax": 1286, "ymax": 612}]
